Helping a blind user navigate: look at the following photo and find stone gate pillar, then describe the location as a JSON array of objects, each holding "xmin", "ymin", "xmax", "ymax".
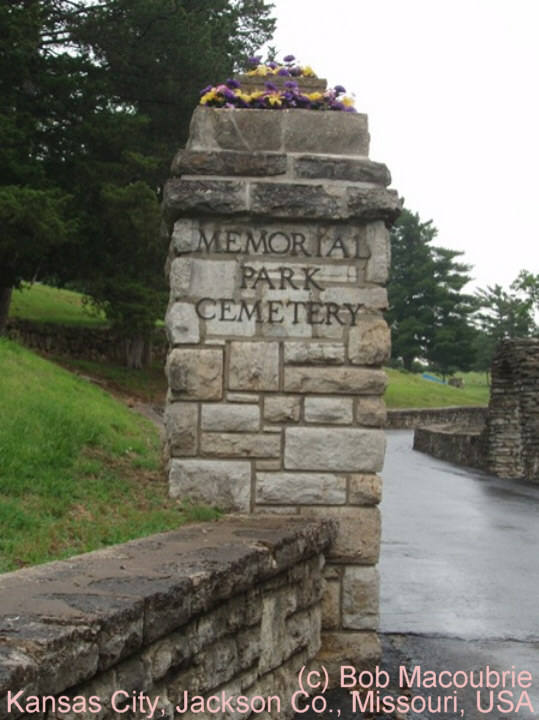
[{"xmin": 162, "ymin": 95, "xmax": 400, "ymax": 672}]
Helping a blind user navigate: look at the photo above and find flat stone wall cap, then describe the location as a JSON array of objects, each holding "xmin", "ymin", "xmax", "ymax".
[
  {"xmin": 187, "ymin": 106, "xmax": 370, "ymax": 156},
  {"xmin": 0, "ymin": 516, "xmax": 336, "ymax": 706},
  {"xmin": 294, "ymin": 155, "xmax": 391, "ymax": 186}
]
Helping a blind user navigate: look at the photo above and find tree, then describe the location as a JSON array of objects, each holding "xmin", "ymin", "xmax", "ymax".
[
  {"xmin": 1, "ymin": 0, "xmax": 276, "ymax": 360},
  {"xmin": 387, "ymin": 206, "xmax": 476, "ymax": 374}
]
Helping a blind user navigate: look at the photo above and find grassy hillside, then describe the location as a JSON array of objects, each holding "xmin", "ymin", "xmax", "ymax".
[
  {"xmin": 385, "ymin": 368, "xmax": 489, "ymax": 408},
  {"xmin": 0, "ymin": 338, "xmax": 218, "ymax": 572},
  {"xmin": 10, "ymin": 283, "xmax": 107, "ymax": 327}
]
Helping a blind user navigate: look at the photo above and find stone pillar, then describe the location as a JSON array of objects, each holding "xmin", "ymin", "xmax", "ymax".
[{"xmin": 162, "ymin": 100, "xmax": 400, "ymax": 672}]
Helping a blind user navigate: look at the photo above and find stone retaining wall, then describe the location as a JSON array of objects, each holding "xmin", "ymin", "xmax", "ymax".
[
  {"xmin": 0, "ymin": 517, "xmax": 335, "ymax": 720},
  {"xmin": 386, "ymin": 406, "xmax": 487, "ymax": 429},
  {"xmin": 413, "ymin": 425, "xmax": 487, "ymax": 471},
  {"xmin": 5, "ymin": 318, "xmax": 168, "ymax": 364}
]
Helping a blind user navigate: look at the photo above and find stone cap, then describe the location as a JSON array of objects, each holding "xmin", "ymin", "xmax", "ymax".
[
  {"xmin": 187, "ymin": 106, "xmax": 370, "ymax": 156},
  {"xmin": 0, "ymin": 516, "xmax": 336, "ymax": 715},
  {"xmin": 236, "ymin": 74, "xmax": 327, "ymax": 94}
]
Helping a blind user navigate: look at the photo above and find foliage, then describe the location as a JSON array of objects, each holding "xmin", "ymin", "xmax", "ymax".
[
  {"xmin": 199, "ymin": 53, "xmax": 355, "ymax": 111},
  {"xmin": 387, "ymin": 207, "xmax": 476, "ymax": 375},
  {"xmin": 384, "ymin": 368, "xmax": 489, "ymax": 409},
  {"xmin": 0, "ymin": 0, "xmax": 276, "ymax": 356},
  {"xmin": 10, "ymin": 283, "xmax": 106, "ymax": 327},
  {"xmin": 0, "ymin": 338, "xmax": 220, "ymax": 572}
]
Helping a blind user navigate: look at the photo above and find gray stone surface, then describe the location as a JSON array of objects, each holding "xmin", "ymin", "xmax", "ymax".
[
  {"xmin": 169, "ymin": 459, "xmax": 251, "ymax": 510},
  {"xmin": 264, "ymin": 395, "xmax": 301, "ymax": 423},
  {"xmin": 342, "ymin": 566, "xmax": 380, "ymax": 630},
  {"xmin": 229, "ymin": 341, "xmax": 279, "ymax": 391},
  {"xmin": 304, "ymin": 397, "xmax": 354, "ymax": 424},
  {"xmin": 163, "ymin": 402, "xmax": 198, "ymax": 456},
  {"xmin": 201, "ymin": 403, "xmax": 260, "ymax": 432},
  {"xmin": 348, "ymin": 317, "xmax": 391, "ymax": 366},
  {"xmin": 256, "ymin": 473, "xmax": 347, "ymax": 505},
  {"xmin": 284, "ymin": 427, "xmax": 386, "ymax": 472},
  {"xmin": 163, "ymin": 177, "xmax": 248, "ymax": 224},
  {"xmin": 166, "ymin": 348, "xmax": 223, "ymax": 400},
  {"xmin": 284, "ymin": 366, "xmax": 387, "ymax": 395},
  {"xmin": 250, "ymin": 182, "xmax": 342, "ymax": 219},
  {"xmin": 365, "ymin": 220, "xmax": 391, "ymax": 283},
  {"xmin": 294, "ymin": 156, "xmax": 391, "ymax": 185},
  {"xmin": 284, "ymin": 341, "xmax": 345, "ymax": 365},
  {"xmin": 171, "ymin": 149, "xmax": 287, "ymax": 177},
  {"xmin": 165, "ymin": 302, "xmax": 200, "ymax": 345}
]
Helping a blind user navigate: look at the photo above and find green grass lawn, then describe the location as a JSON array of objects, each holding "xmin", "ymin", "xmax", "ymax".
[
  {"xmin": 10, "ymin": 283, "xmax": 107, "ymax": 327},
  {"xmin": 384, "ymin": 368, "xmax": 489, "ymax": 408},
  {"xmin": 0, "ymin": 338, "xmax": 219, "ymax": 573}
]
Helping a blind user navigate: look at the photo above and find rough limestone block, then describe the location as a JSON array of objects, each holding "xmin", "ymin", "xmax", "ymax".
[
  {"xmin": 321, "ymin": 580, "xmax": 341, "ymax": 631},
  {"xmin": 346, "ymin": 186, "xmax": 401, "ymax": 223},
  {"xmin": 205, "ymin": 312, "xmax": 257, "ymax": 338},
  {"xmin": 227, "ymin": 392, "xmax": 260, "ymax": 403},
  {"xmin": 171, "ymin": 218, "xmax": 199, "ymax": 254},
  {"xmin": 250, "ymin": 182, "xmax": 343, "ymax": 219},
  {"xmin": 201, "ymin": 432, "xmax": 281, "ymax": 459},
  {"xmin": 258, "ymin": 588, "xmax": 298, "ymax": 674},
  {"xmin": 284, "ymin": 342, "xmax": 345, "ymax": 365},
  {"xmin": 348, "ymin": 317, "xmax": 391, "ymax": 366},
  {"xmin": 171, "ymin": 149, "xmax": 287, "ymax": 177},
  {"xmin": 170, "ymin": 257, "xmax": 238, "ymax": 300},
  {"xmin": 164, "ymin": 402, "xmax": 198, "ymax": 456},
  {"xmin": 294, "ymin": 155, "xmax": 391, "ymax": 185},
  {"xmin": 264, "ymin": 396, "xmax": 301, "ymax": 423},
  {"xmin": 201, "ymin": 404, "xmax": 260, "ymax": 432},
  {"xmin": 356, "ymin": 397, "xmax": 388, "ymax": 427},
  {"xmin": 303, "ymin": 506, "xmax": 380, "ymax": 564},
  {"xmin": 348, "ymin": 474, "xmax": 383, "ymax": 506},
  {"xmin": 285, "ymin": 427, "xmax": 385, "ymax": 472},
  {"xmin": 365, "ymin": 221, "xmax": 391, "ymax": 283},
  {"xmin": 304, "ymin": 397, "xmax": 354, "ymax": 424},
  {"xmin": 318, "ymin": 631, "xmax": 381, "ymax": 680},
  {"xmin": 282, "ymin": 110, "xmax": 370, "ymax": 156},
  {"xmin": 165, "ymin": 302, "xmax": 200, "ymax": 345},
  {"xmin": 284, "ymin": 367, "xmax": 387, "ymax": 395},
  {"xmin": 163, "ymin": 177, "xmax": 248, "ymax": 225},
  {"xmin": 256, "ymin": 473, "xmax": 346, "ymax": 505},
  {"xmin": 320, "ymin": 286, "xmax": 389, "ymax": 311},
  {"xmin": 168, "ymin": 459, "xmax": 251, "ymax": 511},
  {"xmin": 229, "ymin": 341, "xmax": 279, "ymax": 391},
  {"xmin": 342, "ymin": 567, "xmax": 380, "ymax": 631},
  {"xmin": 187, "ymin": 106, "xmax": 284, "ymax": 153},
  {"xmin": 167, "ymin": 348, "xmax": 223, "ymax": 400}
]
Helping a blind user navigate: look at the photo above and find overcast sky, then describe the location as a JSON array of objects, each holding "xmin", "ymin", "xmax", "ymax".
[{"xmin": 265, "ymin": 0, "xmax": 539, "ymax": 291}]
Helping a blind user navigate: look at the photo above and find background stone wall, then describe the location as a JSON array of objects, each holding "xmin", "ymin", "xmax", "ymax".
[
  {"xmin": 486, "ymin": 338, "xmax": 539, "ymax": 482},
  {"xmin": 0, "ymin": 517, "xmax": 334, "ymax": 720},
  {"xmin": 162, "ymin": 103, "xmax": 399, "ymax": 671},
  {"xmin": 386, "ymin": 405, "xmax": 487, "ymax": 429}
]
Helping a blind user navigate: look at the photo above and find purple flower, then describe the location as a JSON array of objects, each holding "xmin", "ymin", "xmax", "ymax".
[
  {"xmin": 330, "ymin": 101, "xmax": 345, "ymax": 111},
  {"xmin": 221, "ymin": 87, "xmax": 237, "ymax": 100},
  {"xmin": 226, "ymin": 78, "xmax": 240, "ymax": 89},
  {"xmin": 283, "ymin": 54, "xmax": 295, "ymax": 63},
  {"xmin": 277, "ymin": 68, "xmax": 290, "ymax": 76},
  {"xmin": 265, "ymin": 81, "xmax": 278, "ymax": 91},
  {"xmin": 284, "ymin": 81, "xmax": 298, "ymax": 89},
  {"xmin": 267, "ymin": 61, "xmax": 278, "ymax": 69},
  {"xmin": 200, "ymin": 85, "xmax": 213, "ymax": 95},
  {"xmin": 247, "ymin": 55, "xmax": 262, "ymax": 65},
  {"xmin": 290, "ymin": 66, "xmax": 302, "ymax": 77},
  {"xmin": 334, "ymin": 84, "xmax": 346, "ymax": 94}
]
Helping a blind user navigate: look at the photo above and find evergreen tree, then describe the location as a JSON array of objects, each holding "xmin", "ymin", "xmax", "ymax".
[{"xmin": 387, "ymin": 207, "xmax": 475, "ymax": 374}]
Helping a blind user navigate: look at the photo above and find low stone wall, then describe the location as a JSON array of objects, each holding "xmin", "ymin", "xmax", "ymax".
[
  {"xmin": 0, "ymin": 516, "xmax": 335, "ymax": 720},
  {"xmin": 5, "ymin": 318, "xmax": 167, "ymax": 364},
  {"xmin": 413, "ymin": 424, "xmax": 487, "ymax": 471},
  {"xmin": 386, "ymin": 406, "xmax": 487, "ymax": 429}
]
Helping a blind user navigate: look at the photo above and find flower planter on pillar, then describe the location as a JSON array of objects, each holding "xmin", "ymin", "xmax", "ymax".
[{"xmin": 162, "ymin": 99, "xmax": 400, "ymax": 676}]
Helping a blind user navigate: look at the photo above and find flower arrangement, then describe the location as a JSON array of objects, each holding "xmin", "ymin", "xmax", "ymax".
[{"xmin": 199, "ymin": 54, "xmax": 356, "ymax": 112}]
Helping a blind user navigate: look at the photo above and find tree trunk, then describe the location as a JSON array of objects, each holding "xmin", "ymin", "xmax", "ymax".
[
  {"xmin": 0, "ymin": 286, "xmax": 13, "ymax": 335},
  {"xmin": 124, "ymin": 335, "xmax": 144, "ymax": 369}
]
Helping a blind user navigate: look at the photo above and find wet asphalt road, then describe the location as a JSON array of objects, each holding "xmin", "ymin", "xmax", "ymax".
[{"xmin": 295, "ymin": 430, "xmax": 539, "ymax": 719}]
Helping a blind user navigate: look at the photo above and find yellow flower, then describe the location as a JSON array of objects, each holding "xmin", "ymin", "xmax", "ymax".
[
  {"xmin": 301, "ymin": 65, "xmax": 316, "ymax": 77},
  {"xmin": 342, "ymin": 96, "xmax": 355, "ymax": 108},
  {"xmin": 267, "ymin": 92, "xmax": 283, "ymax": 107},
  {"xmin": 199, "ymin": 88, "xmax": 218, "ymax": 104},
  {"xmin": 308, "ymin": 92, "xmax": 323, "ymax": 102}
]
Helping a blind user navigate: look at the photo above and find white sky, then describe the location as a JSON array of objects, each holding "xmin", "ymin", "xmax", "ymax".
[{"xmin": 265, "ymin": 0, "xmax": 539, "ymax": 291}]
